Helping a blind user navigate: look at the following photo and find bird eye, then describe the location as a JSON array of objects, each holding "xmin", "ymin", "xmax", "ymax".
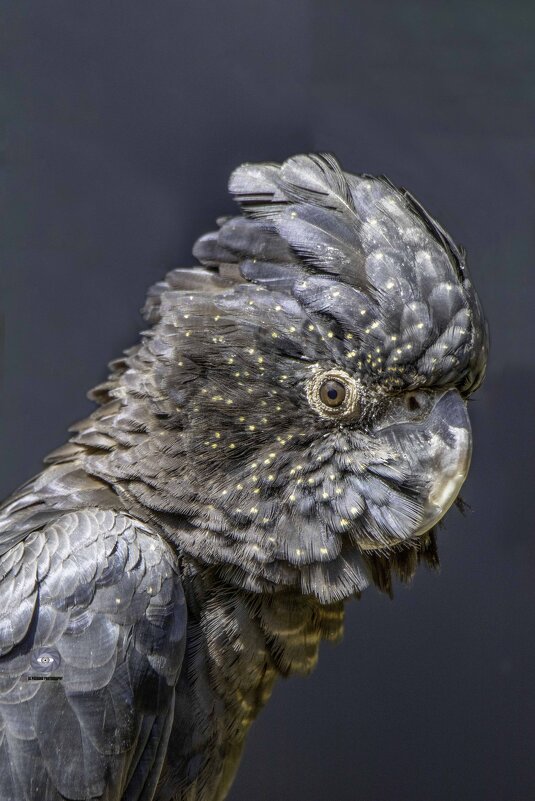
[
  {"xmin": 307, "ymin": 369, "xmax": 361, "ymax": 420},
  {"xmin": 319, "ymin": 379, "xmax": 346, "ymax": 408}
]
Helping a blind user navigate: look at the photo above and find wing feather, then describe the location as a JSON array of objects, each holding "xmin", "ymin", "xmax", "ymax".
[{"xmin": 0, "ymin": 506, "xmax": 186, "ymax": 801}]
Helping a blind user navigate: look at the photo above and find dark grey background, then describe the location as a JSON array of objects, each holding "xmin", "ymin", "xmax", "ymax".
[{"xmin": 2, "ymin": 2, "xmax": 534, "ymax": 800}]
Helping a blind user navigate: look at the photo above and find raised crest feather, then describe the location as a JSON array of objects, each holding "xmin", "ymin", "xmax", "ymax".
[
  {"xmin": 229, "ymin": 152, "xmax": 359, "ymax": 220},
  {"xmin": 229, "ymin": 153, "xmax": 367, "ymax": 287},
  {"xmin": 279, "ymin": 153, "xmax": 358, "ymax": 216}
]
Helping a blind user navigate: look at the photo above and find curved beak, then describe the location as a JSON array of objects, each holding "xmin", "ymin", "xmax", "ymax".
[
  {"xmin": 359, "ymin": 389, "xmax": 473, "ymax": 551},
  {"xmin": 411, "ymin": 389, "xmax": 472, "ymax": 537}
]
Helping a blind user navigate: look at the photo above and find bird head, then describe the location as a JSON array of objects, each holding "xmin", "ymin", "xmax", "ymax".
[{"xmin": 84, "ymin": 153, "xmax": 488, "ymax": 603}]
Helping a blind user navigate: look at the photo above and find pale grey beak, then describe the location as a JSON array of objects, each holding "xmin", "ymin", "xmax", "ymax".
[
  {"xmin": 359, "ymin": 389, "xmax": 473, "ymax": 551},
  {"xmin": 411, "ymin": 389, "xmax": 472, "ymax": 538}
]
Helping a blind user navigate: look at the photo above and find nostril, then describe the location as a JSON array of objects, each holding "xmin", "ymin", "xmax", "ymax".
[{"xmin": 406, "ymin": 394, "xmax": 421, "ymax": 412}]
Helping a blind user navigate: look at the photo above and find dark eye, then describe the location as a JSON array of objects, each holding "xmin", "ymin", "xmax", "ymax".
[
  {"xmin": 319, "ymin": 379, "xmax": 346, "ymax": 408},
  {"xmin": 307, "ymin": 369, "xmax": 360, "ymax": 420}
]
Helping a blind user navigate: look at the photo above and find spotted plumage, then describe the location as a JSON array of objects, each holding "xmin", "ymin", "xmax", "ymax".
[{"xmin": 0, "ymin": 153, "xmax": 487, "ymax": 800}]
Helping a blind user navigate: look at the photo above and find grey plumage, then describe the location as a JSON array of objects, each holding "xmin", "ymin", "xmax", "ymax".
[{"xmin": 0, "ymin": 153, "xmax": 488, "ymax": 800}]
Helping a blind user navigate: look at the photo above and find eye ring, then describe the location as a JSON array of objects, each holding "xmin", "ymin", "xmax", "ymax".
[{"xmin": 307, "ymin": 369, "xmax": 361, "ymax": 420}]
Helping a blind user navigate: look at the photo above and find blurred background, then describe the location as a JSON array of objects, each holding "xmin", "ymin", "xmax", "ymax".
[{"xmin": 3, "ymin": 2, "xmax": 534, "ymax": 799}]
